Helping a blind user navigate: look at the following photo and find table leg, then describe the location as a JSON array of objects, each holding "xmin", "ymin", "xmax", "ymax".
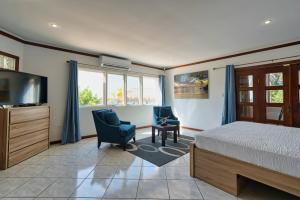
[
  {"xmin": 162, "ymin": 130, "xmax": 166, "ymax": 146},
  {"xmin": 152, "ymin": 127, "xmax": 155, "ymax": 143},
  {"xmin": 174, "ymin": 130, "xmax": 177, "ymax": 143}
]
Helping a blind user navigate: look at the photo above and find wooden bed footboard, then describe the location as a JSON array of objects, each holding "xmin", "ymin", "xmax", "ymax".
[{"xmin": 190, "ymin": 143, "xmax": 300, "ymax": 197}]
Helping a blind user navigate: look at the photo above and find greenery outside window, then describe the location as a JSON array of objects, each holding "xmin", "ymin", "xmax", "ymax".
[{"xmin": 78, "ymin": 68, "xmax": 104, "ymax": 106}]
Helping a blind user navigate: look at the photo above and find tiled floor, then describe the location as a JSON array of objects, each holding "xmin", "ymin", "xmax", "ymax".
[{"xmin": 0, "ymin": 128, "xmax": 299, "ymax": 200}]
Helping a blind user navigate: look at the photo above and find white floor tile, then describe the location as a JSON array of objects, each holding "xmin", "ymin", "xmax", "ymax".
[
  {"xmin": 38, "ymin": 178, "xmax": 84, "ymax": 197},
  {"xmin": 0, "ymin": 178, "xmax": 29, "ymax": 197},
  {"xmin": 6, "ymin": 178, "xmax": 56, "ymax": 197},
  {"xmin": 87, "ymin": 166, "xmax": 117, "ymax": 179},
  {"xmin": 165, "ymin": 166, "xmax": 193, "ymax": 180},
  {"xmin": 71, "ymin": 178, "xmax": 111, "ymax": 198},
  {"xmin": 0, "ymin": 128, "xmax": 294, "ymax": 200},
  {"xmin": 114, "ymin": 166, "xmax": 141, "ymax": 179},
  {"xmin": 137, "ymin": 180, "xmax": 169, "ymax": 199},
  {"xmin": 140, "ymin": 166, "xmax": 166, "ymax": 179},
  {"xmin": 103, "ymin": 179, "xmax": 139, "ymax": 198},
  {"xmin": 168, "ymin": 179, "xmax": 203, "ymax": 199}
]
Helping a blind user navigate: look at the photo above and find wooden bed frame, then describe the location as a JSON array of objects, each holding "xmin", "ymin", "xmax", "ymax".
[{"xmin": 190, "ymin": 143, "xmax": 300, "ymax": 197}]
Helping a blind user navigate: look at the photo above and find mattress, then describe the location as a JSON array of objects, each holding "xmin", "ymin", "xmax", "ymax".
[{"xmin": 195, "ymin": 121, "xmax": 300, "ymax": 178}]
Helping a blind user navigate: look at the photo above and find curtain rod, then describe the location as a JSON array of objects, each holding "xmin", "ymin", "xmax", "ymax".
[
  {"xmin": 212, "ymin": 54, "xmax": 300, "ymax": 70},
  {"xmin": 66, "ymin": 61, "xmax": 161, "ymax": 76}
]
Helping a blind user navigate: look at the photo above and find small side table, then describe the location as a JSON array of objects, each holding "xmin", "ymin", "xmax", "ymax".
[{"xmin": 152, "ymin": 124, "xmax": 179, "ymax": 146}]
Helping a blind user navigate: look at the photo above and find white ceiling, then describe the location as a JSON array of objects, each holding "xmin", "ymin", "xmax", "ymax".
[{"xmin": 0, "ymin": 0, "xmax": 300, "ymax": 68}]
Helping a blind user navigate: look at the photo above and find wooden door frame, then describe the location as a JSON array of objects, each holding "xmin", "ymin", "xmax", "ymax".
[
  {"xmin": 291, "ymin": 63, "xmax": 300, "ymax": 127},
  {"xmin": 235, "ymin": 59, "xmax": 300, "ymax": 127}
]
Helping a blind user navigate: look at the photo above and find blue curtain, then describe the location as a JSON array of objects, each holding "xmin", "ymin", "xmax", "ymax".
[
  {"xmin": 62, "ymin": 60, "xmax": 81, "ymax": 144},
  {"xmin": 222, "ymin": 65, "xmax": 236, "ymax": 125},
  {"xmin": 159, "ymin": 75, "xmax": 166, "ymax": 106}
]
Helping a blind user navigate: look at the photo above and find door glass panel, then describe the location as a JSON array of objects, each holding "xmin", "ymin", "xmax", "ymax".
[
  {"xmin": 239, "ymin": 90, "xmax": 253, "ymax": 103},
  {"xmin": 266, "ymin": 72, "xmax": 283, "ymax": 86},
  {"xmin": 299, "ymin": 89, "xmax": 300, "ymax": 103},
  {"xmin": 298, "ymin": 70, "xmax": 300, "ymax": 85},
  {"xmin": 266, "ymin": 107, "xmax": 284, "ymax": 121},
  {"xmin": 240, "ymin": 75, "xmax": 253, "ymax": 87},
  {"xmin": 266, "ymin": 90, "xmax": 283, "ymax": 103},
  {"xmin": 240, "ymin": 105, "xmax": 253, "ymax": 118}
]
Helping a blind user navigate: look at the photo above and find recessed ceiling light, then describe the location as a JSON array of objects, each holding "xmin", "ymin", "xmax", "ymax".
[
  {"xmin": 264, "ymin": 19, "xmax": 272, "ymax": 25},
  {"xmin": 48, "ymin": 23, "xmax": 59, "ymax": 28}
]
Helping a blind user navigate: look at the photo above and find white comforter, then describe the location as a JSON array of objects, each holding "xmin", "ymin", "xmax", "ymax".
[{"xmin": 195, "ymin": 121, "xmax": 300, "ymax": 178}]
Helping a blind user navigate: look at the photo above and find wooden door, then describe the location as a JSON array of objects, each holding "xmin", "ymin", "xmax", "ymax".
[
  {"xmin": 258, "ymin": 66, "xmax": 292, "ymax": 126},
  {"xmin": 291, "ymin": 64, "xmax": 300, "ymax": 127},
  {"xmin": 236, "ymin": 71, "xmax": 257, "ymax": 122}
]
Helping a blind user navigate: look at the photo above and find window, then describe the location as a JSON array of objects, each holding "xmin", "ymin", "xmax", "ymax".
[
  {"xmin": 0, "ymin": 52, "xmax": 19, "ymax": 71},
  {"xmin": 78, "ymin": 69, "xmax": 104, "ymax": 106},
  {"xmin": 127, "ymin": 76, "xmax": 140, "ymax": 105},
  {"xmin": 107, "ymin": 74, "xmax": 124, "ymax": 105},
  {"xmin": 143, "ymin": 76, "xmax": 161, "ymax": 105}
]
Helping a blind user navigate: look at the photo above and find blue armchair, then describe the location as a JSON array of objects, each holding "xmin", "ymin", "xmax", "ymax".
[
  {"xmin": 153, "ymin": 106, "xmax": 180, "ymax": 135},
  {"xmin": 92, "ymin": 109, "xmax": 136, "ymax": 151}
]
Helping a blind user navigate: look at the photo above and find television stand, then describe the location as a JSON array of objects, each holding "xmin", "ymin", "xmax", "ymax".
[{"xmin": 0, "ymin": 105, "xmax": 50, "ymax": 170}]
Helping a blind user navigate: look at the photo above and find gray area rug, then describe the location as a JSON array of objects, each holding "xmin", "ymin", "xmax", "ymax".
[{"xmin": 126, "ymin": 134, "xmax": 194, "ymax": 166}]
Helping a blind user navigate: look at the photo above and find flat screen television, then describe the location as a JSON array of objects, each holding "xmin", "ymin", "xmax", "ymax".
[{"xmin": 0, "ymin": 70, "xmax": 48, "ymax": 106}]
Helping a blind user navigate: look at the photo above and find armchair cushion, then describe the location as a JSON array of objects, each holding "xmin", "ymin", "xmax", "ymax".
[
  {"xmin": 166, "ymin": 119, "xmax": 180, "ymax": 125},
  {"xmin": 159, "ymin": 106, "xmax": 172, "ymax": 118},
  {"xmin": 104, "ymin": 112, "xmax": 120, "ymax": 125},
  {"xmin": 120, "ymin": 124, "xmax": 136, "ymax": 137},
  {"xmin": 94, "ymin": 109, "xmax": 112, "ymax": 121}
]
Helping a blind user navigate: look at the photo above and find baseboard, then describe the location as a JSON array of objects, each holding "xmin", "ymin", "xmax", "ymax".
[
  {"xmin": 181, "ymin": 126, "xmax": 203, "ymax": 132},
  {"xmin": 136, "ymin": 125, "xmax": 152, "ymax": 129},
  {"xmin": 50, "ymin": 125, "xmax": 152, "ymax": 145}
]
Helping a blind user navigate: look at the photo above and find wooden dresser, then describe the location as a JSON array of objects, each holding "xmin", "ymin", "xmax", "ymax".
[{"xmin": 0, "ymin": 106, "xmax": 50, "ymax": 170}]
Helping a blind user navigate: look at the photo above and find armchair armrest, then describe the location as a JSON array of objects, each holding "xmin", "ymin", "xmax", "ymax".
[
  {"xmin": 120, "ymin": 120, "xmax": 131, "ymax": 125},
  {"xmin": 171, "ymin": 115, "xmax": 178, "ymax": 120}
]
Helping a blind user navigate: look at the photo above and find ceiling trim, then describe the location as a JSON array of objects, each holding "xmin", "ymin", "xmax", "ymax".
[
  {"xmin": 0, "ymin": 30, "xmax": 164, "ymax": 71},
  {"xmin": 2, "ymin": 29, "xmax": 300, "ymax": 71},
  {"xmin": 166, "ymin": 40, "xmax": 300, "ymax": 70}
]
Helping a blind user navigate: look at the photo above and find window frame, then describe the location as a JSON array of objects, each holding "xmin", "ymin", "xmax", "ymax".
[
  {"xmin": 77, "ymin": 67, "xmax": 162, "ymax": 107},
  {"xmin": 78, "ymin": 67, "xmax": 105, "ymax": 107},
  {"xmin": 0, "ymin": 51, "xmax": 19, "ymax": 71},
  {"xmin": 126, "ymin": 75, "xmax": 142, "ymax": 105},
  {"xmin": 106, "ymin": 72, "xmax": 126, "ymax": 106},
  {"xmin": 142, "ymin": 75, "xmax": 161, "ymax": 106}
]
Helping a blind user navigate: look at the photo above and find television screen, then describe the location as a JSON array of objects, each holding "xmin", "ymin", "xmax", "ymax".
[{"xmin": 0, "ymin": 70, "xmax": 48, "ymax": 106}]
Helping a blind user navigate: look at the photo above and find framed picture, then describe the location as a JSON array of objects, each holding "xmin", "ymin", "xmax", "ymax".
[{"xmin": 174, "ymin": 70, "xmax": 209, "ymax": 99}]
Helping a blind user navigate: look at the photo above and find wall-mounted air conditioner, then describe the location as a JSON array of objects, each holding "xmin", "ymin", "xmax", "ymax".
[{"xmin": 99, "ymin": 55, "xmax": 132, "ymax": 71}]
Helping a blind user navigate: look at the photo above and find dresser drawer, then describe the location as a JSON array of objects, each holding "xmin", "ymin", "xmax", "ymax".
[
  {"xmin": 10, "ymin": 118, "xmax": 49, "ymax": 138},
  {"xmin": 9, "ymin": 129, "xmax": 49, "ymax": 153},
  {"xmin": 10, "ymin": 106, "xmax": 49, "ymax": 124},
  {"xmin": 8, "ymin": 139, "xmax": 49, "ymax": 167}
]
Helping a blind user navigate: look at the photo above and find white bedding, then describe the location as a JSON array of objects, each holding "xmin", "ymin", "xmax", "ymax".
[{"xmin": 195, "ymin": 121, "xmax": 300, "ymax": 178}]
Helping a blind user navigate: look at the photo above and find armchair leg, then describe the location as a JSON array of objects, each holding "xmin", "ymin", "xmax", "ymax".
[
  {"xmin": 178, "ymin": 125, "xmax": 180, "ymax": 136},
  {"xmin": 97, "ymin": 141, "xmax": 101, "ymax": 149},
  {"xmin": 133, "ymin": 137, "xmax": 136, "ymax": 143},
  {"xmin": 123, "ymin": 144, "xmax": 126, "ymax": 151}
]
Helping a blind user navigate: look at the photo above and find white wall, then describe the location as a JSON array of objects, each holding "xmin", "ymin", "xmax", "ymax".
[
  {"xmin": 22, "ymin": 45, "xmax": 163, "ymax": 141},
  {"xmin": 0, "ymin": 34, "xmax": 24, "ymax": 70},
  {"xmin": 1, "ymin": 34, "xmax": 163, "ymax": 141},
  {"xmin": 165, "ymin": 45, "xmax": 300, "ymax": 130}
]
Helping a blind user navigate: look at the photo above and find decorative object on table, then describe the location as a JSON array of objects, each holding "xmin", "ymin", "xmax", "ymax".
[
  {"xmin": 153, "ymin": 106, "xmax": 180, "ymax": 135},
  {"xmin": 127, "ymin": 133, "xmax": 194, "ymax": 167},
  {"xmin": 92, "ymin": 109, "xmax": 136, "ymax": 150},
  {"xmin": 174, "ymin": 70, "xmax": 209, "ymax": 99},
  {"xmin": 159, "ymin": 117, "xmax": 168, "ymax": 126}
]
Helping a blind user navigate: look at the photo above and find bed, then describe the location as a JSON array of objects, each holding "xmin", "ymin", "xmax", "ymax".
[{"xmin": 190, "ymin": 121, "xmax": 300, "ymax": 197}]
